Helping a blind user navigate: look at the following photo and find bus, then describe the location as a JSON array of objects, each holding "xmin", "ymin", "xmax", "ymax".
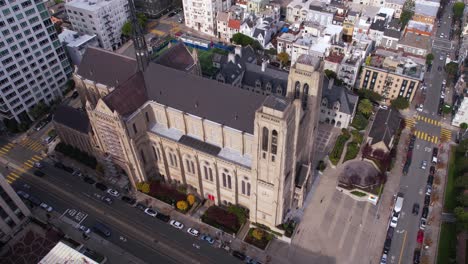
[{"xmin": 92, "ymin": 222, "xmax": 111, "ymax": 237}]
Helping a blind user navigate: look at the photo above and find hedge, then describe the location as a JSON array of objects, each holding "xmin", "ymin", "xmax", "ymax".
[
  {"xmin": 330, "ymin": 132, "xmax": 351, "ymax": 165},
  {"xmin": 344, "ymin": 142, "xmax": 359, "ymax": 162},
  {"xmin": 351, "ymin": 190, "xmax": 367, "ymax": 197},
  {"xmin": 55, "ymin": 142, "xmax": 97, "ymax": 168},
  {"xmin": 202, "ymin": 206, "xmax": 241, "ymax": 234},
  {"xmin": 351, "ymin": 113, "xmax": 368, "ymax": 131}
]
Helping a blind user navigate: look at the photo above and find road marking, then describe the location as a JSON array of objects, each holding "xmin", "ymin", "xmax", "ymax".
[
  {"xmin": 398, "ymin": 230, "xmax": 407, "ymax": 264},
  {"xmin": 31, "ymin": 155, "xmax": 42, "ymax": 161}
]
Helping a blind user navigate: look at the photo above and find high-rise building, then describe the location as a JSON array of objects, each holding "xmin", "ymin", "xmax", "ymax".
[
  {"xmin": 134, "ymin": 0, "xmax": 173, "ymax": 18},
  {"xmin": 65, "ymin": 0, "xmax": 129, "ymax": 51},
  {"xmin": 0, "ymin": 174, "xmax": 31, "ymax": 243},
  {"xmin": 183, "ymin": 0, "xmax": 231, "ymax": 36},
  {"xmin": 0, "ymin": 0, "xmax": 71, "ymax": 123}
]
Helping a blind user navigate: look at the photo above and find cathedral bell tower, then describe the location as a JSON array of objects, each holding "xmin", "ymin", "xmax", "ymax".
[{"xmin": 128, "ymin": 0, "xmax": 148, "ymax": 72}]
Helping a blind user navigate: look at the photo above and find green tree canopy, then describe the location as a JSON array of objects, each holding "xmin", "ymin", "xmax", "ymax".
[
  {"xmin": 357, "ymin": 89, "xmax": 383, "ymax": 102},
  {"xmin": 460, "ymin": 123, "xmax": 468, "ymax": 130},
  {"xmin": 446, "ymin": 62, "xmax": 459, "ymax": 77},
  {"xmin": 390, "ymin": 97, "xmax": 410, "ymax": 110},
  {"xmin": 121, "ymin": 14, "xmax": 147, "ymax": 37},
  {"xmin": 400, "ymin": 10, "xmax": 413, "ymax": 30},
  {"xmin": 453, "ymin": 2, "xmax": 465, "ymax": 21},
  {"xmin": 358, "ymin": 99, "xmax": 373, "ymax": 116},
  {"xmin": 29, "ymin": 102, "xmax": 50, "ymax": 119},
  {"xmin": 426, "ymin": 53, "xmax": 434, "ymax": 65}
]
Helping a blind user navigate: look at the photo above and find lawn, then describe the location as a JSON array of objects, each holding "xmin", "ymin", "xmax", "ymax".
[
  {"xmin": 437, "ymin": 223, "xmax": 457, "ymax": 264},
  {"xmin": 344, "ymin": 142, "xmax": 359, "ymax": 162},
  {"xmin": 351, "ymin": 113, "xmax": 369, "ymax": 131},
  {"xmin": 350, "ymin": 190, "xmax": 367, "ymax": 197},
  {"xmin": 444, "ymin": 147, "xmax": 456, "ymax": 211},
  {"xmin": 329, "ymin": 130, "xmax": 351, "ymax": 165}
]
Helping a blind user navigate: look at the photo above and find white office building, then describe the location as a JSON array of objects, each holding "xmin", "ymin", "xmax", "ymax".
[
  {"xmin": 65, "ymin": 0, "xmax": 129, "ymax": 51},
  {"xmin": 59, "ymin": 28, "xmax": 99, "ymax": 66},
  {"xmin": 183, "ymin": 0, "xmax": 231, "ymax": 36},
  {"xmin": 0, "ymin": 0, "xmax": 71, "ymax": 123}
]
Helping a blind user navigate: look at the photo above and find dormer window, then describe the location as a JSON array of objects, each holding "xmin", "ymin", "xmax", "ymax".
[
  {"xmin": 276, "ymin": 86, "xmax": 283, "ymax": 95},
  {"xmin": 266, "ymin": 82, "xmax": 272, "ymax": 92},
  {"xmin": 255, "ymin": 79, "xmax": 262, "ymax": 88}
]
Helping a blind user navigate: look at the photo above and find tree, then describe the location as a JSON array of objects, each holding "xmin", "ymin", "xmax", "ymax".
[
  {"xmin": 29, "ymin": 102, "xmax": 50, "ymax": 119},
  {"xmin": 390, "ymin": 97, "xmax": 409, "ymax": 110},
  {"xmin": 252, "ymin": 228, "xmax": 265, "ymax": 240},
  {"xmin": 324, "ymin": 69, "xmax": 344, "ymax": 86},
  {"xmin": 187, "ymin": 194, "xmax": 196, "ymax": 206},
  {"xmin": 445, "ymin": 62, "xmax": 459, "ymax": 77},
  {"xmin": 122, "ymin": 21, "xmax": 132, "ymax": 37},
  {"xmin": 453, "ymin": 2, "xmax": 465, "ymax": 21},
  {"xmin": 426, "ymin": 53, "xmax": 434, "ymax": 65},
  {"xmin": 442, "ymin": 104, "xmax": 452, "ymax": 115},
  {"xmin": 277, "ymin": 52, "xmax": 289, "ymax": 66},
  {"xmin": 176, "ymin": 200, "xmax": 188, "ymax": 211},
  {"xmin": 141, "ymin": 183, "xmax": 150, "ymax": 194},
  {"xmin": 460, "ymin": 122, "xmax": 468, "ymax": 138},
  {"xmin": 232, "ymin": 33, "xmax": 254, "ymax": 46},
  {"xmin": 54, "ymin": 23, "xmax": 63, "ymax": 34},
  {"xmin": 400, "ymin": 10, "xmax": 413, "ymax": 30},
  {"xmin": 357, "ymin": 89, "xmax": 383, "ymax": 102},
  {"xmin": 358, "ymin": 99, "xmax": 373, "ymax": 116}
]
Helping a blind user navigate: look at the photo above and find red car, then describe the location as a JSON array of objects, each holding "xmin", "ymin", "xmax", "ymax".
[{"xmin": 417, "ymin": 230, "xmax": 424, "ymax": 244}]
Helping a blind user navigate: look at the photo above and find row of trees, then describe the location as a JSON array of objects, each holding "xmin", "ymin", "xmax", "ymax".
[{"xmin": 122, "ymin": 14, "xmax": 148, "ymax": 37}]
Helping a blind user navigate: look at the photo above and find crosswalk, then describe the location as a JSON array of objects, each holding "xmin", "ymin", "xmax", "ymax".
[
  {"xmin": 405, "ymin": 118, "xmax": 416, "ymax": 129},
  {"xmin": 18, "ymin": 138, "xmax": 43, "ymax": 152},
  {"xmin": 5, "ymin": 154, "xmax": 43, "ymax": 184},
  {"xmin": 0, "ymin": 143, "xmax": 14, "ymax": 156},
  {"xmin": 414, "ymin": 130, "xmax": 439, "ymax": 144},
  {"xmin": 415, "ymin": 115, "xmax": 441, "ymax": 126},
  {"xmin": 440, "ymin": 128, "xmax": 452, "ymax": 142}
]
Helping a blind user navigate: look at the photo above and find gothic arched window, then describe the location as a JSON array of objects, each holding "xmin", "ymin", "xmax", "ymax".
[
  {"xmin": 262, "ymin": 127, "xmax": 269, "ymax": 152},
  {"xmin": 294, "ymin": 81, "xmax": 301, "ymax": 99},
  {"xmin": 271, "ymin": 130, "xmax": 278, "ymax": 155},
  {"xmin": 302, "ymin": 83, "xmax": 309, "ymax": 110}
]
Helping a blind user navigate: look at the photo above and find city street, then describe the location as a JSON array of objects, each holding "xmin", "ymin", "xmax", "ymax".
[{"xmin": 0, "ymin": 139, "xmax": 242, "ymax": 264}]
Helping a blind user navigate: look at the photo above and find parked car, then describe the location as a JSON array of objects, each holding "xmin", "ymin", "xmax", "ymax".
[
  {"xmin": 416, "ymin": 104, "xmax": 423, "ymax": 112},
  {"xmin": 427, "ymin": 175, "xmax": 434, "ymax": 186},
  {"xmin": 136, "ymin": 203, "xmax": 147, "ymax": 211},
  {"xmin": 83, "ymin": 177, "xmax": 96, "ymax": 185},
  {"xmin": 33, "ymin": 170, "xmax": 45, "ymax": 177},
  {"xmin": 28, "ymin": 196, "xmax": 41, "ymax": 206},
  {"xmin": 420, "ymin": 160, "xmax": 427, "ymax": 170},
  {"xmin": 107, "ymin": 189, "xmax": 120, "ymax": 197},
  {"xmin": 412, "ymin": 203, "xmax": 420, "ymax": 215},
  {"xmin": 101, "ymin": 196, "xmax": 113, "ymax": 205},
  {"xmin": 383, "ymin": 238, "xmax": 392, "ymax": 254},
  {"xmin": 232, "ymin": 250, "xmax": 246, "ymax": 261},
  {"xmin": 79, "ymin": 225, "xmax": 91, "ymax": 235},
  {"xmin": 169, "ymin": 220, "xmax": 184, "ymax": 229},
  {"xmin": 417, "ymin": 230, "xmax": 424, "ymax": 244},
  {"xmin": 429, "ymin": 166, "xmax": 435, "ymax": 175},
  {"xmin": 379, "ymin": 105, "xmax": 388, "ymax": 110},
  {"xmin": 17, "ymin": 190, "xmax": 30, "ymax": 199},
  {"xmin": 40, "ymin": 203, "xmax": 53, "ymax": 212},
  {"xmin": 422, "ymin": 207, "xmax": 429, "ymax": 220},
  {"xmin": 420, "ymin": 219, "xmax": 426, "ymax": 230},
  {"xmin": 413, "ymin": 249, "xmax": 421, "ymax": 264},
  {"xmin": 425, "ymin": 185, "xmax": 432, "ymax": 195},
  {"xmin": 121, "ymin": 196, "xmax": 136, "ymax": 205},
  {"xmin": 95, "ymin": 183, "xmax": 108, "ymax": 191},
  {"xmin": 390, "ymin": 215, "xmax": 398, "ymax": 228},
  {"xmin": 33, "ymin": 162, "xmax": 43, "ymax": 169},
  {"xmin": 424, "ymin": 195, "xmax": 431, "ymax": 206},
  {"xmin": 34, "ymin": 121, "xmax": 46, "ymax": 131},
  {"xmin": 144, "ymin": 208, "xmax": 157, "ymax": 217},
  {"xmin": 72, "ymin": 170, "xmax": 83, "ymax": 177},
  {"xmin": 200, "ymin": 234, "xmax": 215, "ymax": 244},
  {"xmin": 380, "ymin": 254, "xmax": 388, "ymax": 264},
  {"xmin": 71, "ymin": 91, "xmax": 79, "ymax": 99},
  {"xmin": 187, "ymin": 228, "xmax": 200, "ymax": 236}
]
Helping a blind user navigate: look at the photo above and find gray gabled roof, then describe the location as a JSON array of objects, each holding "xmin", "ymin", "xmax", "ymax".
[
  {"xmin": 243, "ymin": 63, "xmax": 288, "ymax": 96},
  {"xmin": 144, "ymin": 63, "xmax": 267, "ymax": 134},
  {"xmin": 253, "ymin": 28, "xmax": 265, "ymax": 38},
  {"xmin": 77, "ymin": 47, "xmax": 137, "ymax": 87},
  {"xmin": 321, "ymin": 78, "xmax": 358, "ymax": 115},
  {"xmin": 53, "ymin": 105, "xmax": 90, "ymax": 134},
  {"xmin": 384, "ymin": 28, "xmax": 401, "ymax": 39},
  {"xmin": 368, "ymin": 108, "xmax": 402, "ymax": 147}
]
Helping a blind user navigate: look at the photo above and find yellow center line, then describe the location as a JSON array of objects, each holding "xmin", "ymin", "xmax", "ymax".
[{"xmin": 398, "ymin": 230, "xmax": 408, "ymax": 264}]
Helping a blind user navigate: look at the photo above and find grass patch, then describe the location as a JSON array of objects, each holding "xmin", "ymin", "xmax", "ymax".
[
  {"xmin": 437, "ymin": 223, "xmax": 457, "ymax": 264},
  {"xmin": 444, "ymin": 147, "xmax": 456, "ymax": 211},
  {"xmin": 351, "ymin": 130, "xmax": 363, "ymax": 144},
  {"xmin": 350, "ymin": 190, "xmax": 367, "ymax": 197},
  {"xmin": 344, "ymin": 142, "xmax": 359, "ymax": 161},
  {"xmin": 351, "ymin": 113, "xmax": 368, "ymax": 131},
  {"xmin": 329, "ymin": 130, "xmax": 351, "ymax": 165}
]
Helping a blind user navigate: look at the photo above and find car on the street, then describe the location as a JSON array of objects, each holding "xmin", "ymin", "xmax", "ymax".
[
  {"xmin": 379, "ymin": 105, "xmax": 388, "ymax": 110},
  {"xmin": 33, "ymin": 170, "xmax": 45, "ymax": 177},
  {"xmin": 425, "ymin": 185, "xmax": 432, "ymax": 195},
  {"xmin": 83, "ymin": 177, "xmax": 96, "ymax": 185},
  {"xmin": 44, "ymin": 136, "xmax": 56, "ymax": 144},
  {"xmin": 422, "ymin": 206, "xmax": 429, "ymax": 219},
  {"xmin": 424, "ymin": 195, "xmax": 431, "ymax": 206},
  {"xmin": 107, "ymin": 189, "xmax": 120, "ymax": 197},
  {"xmin": 101, "ymin": 196, "xmax": 113, "ymax": 205},
  {"xmin": 420, "ymin": 218, "xmax": 426, "ymax": 230},
  {"xmin": 232, "ymin": 250, "xmax": 246, "ymax": 260},
  {"xmin": 144, "ymin": 208, "xmax": 157, "ymax": 217},
  {"xmin": 136, "ymin": 203, "xmax": 147, "ymax": 211},
  {"xmin": 412, "ymin": 203, "xmax": 419, "ymax": 215},
  {"xmin": 79, "ymin": 225, "xmax": 91, "ymax": 235},
  {"xmin": 121, "ymin": 196, "xmax": 136, "ymax": 205},
  {"xmin": 34, "ymin": 121, "xmax": 46, "ymax": 131},
  {"xmin": 427, "ymin": 175, "xmax": 434, "ymax": 186},
  {"xmin": 429, "ymin": 166, "xmax": 435, "ymax": 175},
  {"xmin": 390, "ymin": 215, "xmax": 398, "ymax": 228},
  {"xmin": 432, "ymin": 148, "xmax": 439, "ymax": 164},
  {"xmin": 417, "ymin": 230, "xmax": 424, "ymax": 244},
  {"xmin": 380, "ymin": 253, "xmax": 387, "ymax": 264},
  {"xmin": 187, "ymin": 228, "xmax": 200, "ymax": 236},
  {"xmin": 33, "ymin": 162, "xmax": 43, "ymax": 169},
  {"xmin": 200, "ymin": 234, "xmax": 215, "ymax": 244},
  {"xmin": 168, "ymin": 11, "xmax": 176, "ymax": 17},
  {"xmin": 95, "ymin": 182, "xmax": 108, "ymax": 191},
  {"xmin": 72, "ymin": 170, "xmax": 83, "ymax": 177},
  {"xmin": 442, "ymin": 79, "xmax": 446, "ymax": 85},
  {"xmin": 420, "ymin": 160, "xmax": 427, "ymax": 170},
  {"xmin": 413, "ymin": 249, "xmax": 421, "ymax": 264},
  {"xmin": 28, "ymin": 195, "xmax": 41, "ymax": 206},
  {"xmin": 178, "ymin": 17, "xmax": 184, "ymax": 23},
  {"xmin": 169, "ymin": 220, "xmax": 184, "ymax": 229},
  {"xmin": 383, "ymin": 238, "xmax": 392, "ymax": 254},
  {"xmin": 416, "ymin": 104, "xmax": 423, "ymax": 112},
  {"xmin": 40, "ymin": 203, "xmax": 53, "ymax": 212},
  {"xmin": 17, "ymin": 190, "xmax": 30, "ymax": 199}
]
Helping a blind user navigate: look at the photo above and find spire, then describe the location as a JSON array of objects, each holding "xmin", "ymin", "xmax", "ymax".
[{"xmin": 128, "ymin": 0, "xmax": 148, "ymax": 72}]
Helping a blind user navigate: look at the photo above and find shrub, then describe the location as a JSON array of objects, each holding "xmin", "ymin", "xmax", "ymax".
[
  {"xmin": 136, "ymin": 182, "xmax": 145, "ymax": 191},
  {"xmin": 317, "ymin": 160, "xmax": 326, "ymax": 171},
  {"xmin": 344, "ymin": 142, "xmax": 359, "ymax": 161},
  {"xmin": 228, "ymin": 205, "xmax": 248, "ymax": 225},
  {"xmin": 141, "ymin": 183, "xmax": 150, "ymax": 194},
  {"xmin": 252, "ymin": 228, "xmax": 264, "ymax": 240},
  {"xmin": 390, "ymin": 97, "xmax": 410, "ymax": 110},
  {"xmin": 147, "ymin": 181, "xmax": 187, "ymax": 205},
  {"xmin": 176, "ymin": 200, "xmax": 189, "ymax": 211},
  {"xmin": 351, "ymin": 130, "xmax": 363, "ymax": 144},
  {"xmin": 187, "ymin": 194, "xmax": 196, "ymax": 206},
  {"xmin": 351, "ymin": 190, "xmax": 367, "ymax": 197},
  {"xmin": 329, "ymin": 132, "xmax": 351, "ymax": 165},
  {"xmin": 351, "ymin": 113, "xmax": 369, "ymax": 131},
  {"xmin": 55, "ymin": 142, "xmax": 97, "ymax": 168},
  {"xmin": 202, "ymin": 206, "xmax": 240, "ymax": 234}
]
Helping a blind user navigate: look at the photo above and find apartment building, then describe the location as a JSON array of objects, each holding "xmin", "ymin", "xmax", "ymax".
[
  {"xmin": 134, "ymin": 0, "xmax": 172, "ymax": 18},
  {"xmin": 183, "ymin": 0, "xmax": 231, "ymax": 36},
  {"xmin": 65, "ymin": 0, "xmax": 129, "ymax": 50},
  {"xmin": 0, "ymin": 0, "xmax": 71, "ymax": 123},
  {"xmin": 359, "ymin": 55, "xmax": 424, "ymax": 103},
  {"xmin": 74, "ymin": 45, "xmax": 323, "ymax": 231},
  {"xmin": 0, "ymin": 174, "xmax": 31, "ymax": 243}
]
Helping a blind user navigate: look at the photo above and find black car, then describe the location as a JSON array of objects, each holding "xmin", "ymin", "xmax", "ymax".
[
  {"xmin": 422, "ymin": 206, "xmax": 429, "ymax": 219},
  {"xmin": 383, "ymin": 238, "xmax": 392, "ymax": 254},
  {"xmin": 156, "ymin": 213, "xmax": 170, "ymax": 222},
  {"xmin": 412, "ymin": 203, "xmax": 420, "ymax": 215},
  {"xmin": 232, "ymin": 250, "xmax": 246, "ymax": 260},
  {"xmin": 413, "ymin": 249, "xmax": 421, "ymax": 264},
  {"xmin": 95, "ymin": 182, "xmax": 108, "ymax": 191},
  {"xmin": 424, "ymin": 195, "xmax": 431, "ymax": 206},
  {"xmin": 427, "ymin": 175, "xmax": 434, "ymax": 185},
  {"xmin": 136, "ymin": 203, "xmax": 147, "ymax": 211},
  {"xmin": 121, "ymin": 196, "xmax": 136, "ymax": 205},
  {"xmin": 168, "ymin": 11, "xmax": 176, "ymax": 17},
  {"xmin": 54, "ymin": 162, "xmax": 65, "ymax": 169},
  {"xmin": 83, "ymin": 177, "xmax": 96, "ymax": 185},
  {"xmin": 429, "ymin": 166, "xmax": 435, "ymax": 175},
  {"xmin": 33, "ymin": 170, "xmax": 45, "ymax": 177},
  {"xmin": 386, "ymin": 227, "xmax": 394, "ymax": 239}
]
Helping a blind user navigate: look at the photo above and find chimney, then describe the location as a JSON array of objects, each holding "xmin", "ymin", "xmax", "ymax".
[
  {"xmin": 261, "ymin": 60, "xmax": 268, "ymax": 72},
  {"xmin": 235, "ymin": 45, "xmax": 242, "ymax": 57}
]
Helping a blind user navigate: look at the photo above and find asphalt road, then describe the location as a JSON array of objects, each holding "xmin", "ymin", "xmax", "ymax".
[
  {"xmin": 386, "ymin": 3, "xmax": 454, "ymax": 264},
  {"xmin": 0, "ymin": 141, "xmax": 242, "ymax": 264}
]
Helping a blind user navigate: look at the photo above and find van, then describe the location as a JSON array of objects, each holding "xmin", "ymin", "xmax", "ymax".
[
  {"xmin": 394, "ymin": 195, "xmax": 404, "ymax": 213},
  {"xmin": 93, "ymin": 222, "xmax": 111, "ymax": 237}
]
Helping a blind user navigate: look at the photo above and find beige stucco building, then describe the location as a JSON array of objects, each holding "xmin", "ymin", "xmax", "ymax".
[{"xmin": 73, "ymin": 46, "xmax": 323, "ymax": 230}]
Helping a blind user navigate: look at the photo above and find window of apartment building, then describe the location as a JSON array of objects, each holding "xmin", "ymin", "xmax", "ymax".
[
  {"xmin": 261, "ymin": 127, "xmax": 268, "ymax": 152},
  {"xmin": 241, "ymin": 178, "xmax": 251, "ymax": 196},
  {"xmin": 185, "ymin": 158, "xmax": 195, "ymax": 174},
  {"xmin": 221, "ymin": 169, "xmax": 232, "ymax": 189},
  {"xmin": 168, "ymin": 151, "xmax": 178, "ymax": 167},
  {"xmin": 203, "ymin": 163, "xmax": 213, "ymax": 181},
  {"xmin": 0, "ymin": 207, "xmax": 8, "ymax": 220},
  {"xmin": 145, "ymin": 112, "xmax": 149, "ymax": 123}
]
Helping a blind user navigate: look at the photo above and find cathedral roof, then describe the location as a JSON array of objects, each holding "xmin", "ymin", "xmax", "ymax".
[{"xmin": 154, "ymin": 42, "xmax": 197, "ymax": 73}]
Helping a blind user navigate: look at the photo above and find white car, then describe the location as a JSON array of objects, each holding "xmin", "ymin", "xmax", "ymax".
[
  {"xmin": 421, "ymin": 160, "xmax": 427, "ymax": 170},
  {"xmin": 107, "ymin": 189, "xmax": 120, "ymax": 197},
  {"xmin": 187, "ymin": 227, "xmax": 200, "ymax": 236},
  {"xmin": 33, "ymin": 162, "xmax": 43, "ymax": 169},
  {"xmin": 440, "ymin": 55, "xmax": 444, "ymax": 60},
  {"xmin": 79, "ymin": 225, "xmax": 91, "ymax": 235},
  {"xmin": 380, "ymin": 253, "xmax": 388, "ymax": 264},
  {"xmin": 170, "ymin": 220, "xmax": 184, "ymax": 229},
  {"xmin": 390, "ymin": 216, "xmax": 398, "ymax": 228},
  {"xmin": 17, "ymin": 190, "xmax": 30, "ymax": 199},
  {"xmin": 144, "ymin": 208, "xmax": 157, "ymax": 217},
  {"xmin": 442, "ymin": 79, "xmax": 446, "ymax": 85},
  {"xmin": 416, "ymin": 104, "xmax": 423, "ymax": 112},
  {"xmin": 40, "ymin": 203, "xmax": 53, "ymax": 212},
  {"xmin": 379, "ymin": 105, "xmax": 388, "ymax": 110},
  {"xmin": 420, "ymin": 219, "xmax": 426, "ymax": 230}
]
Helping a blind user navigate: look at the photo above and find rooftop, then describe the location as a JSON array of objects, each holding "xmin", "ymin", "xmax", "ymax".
[
  {"xmin": 58, "ymin": 28, "xmax": 96, "ymax": 48},
  {"xmin": 407, "ymin": 20, "xmax": 434, "ymax": 33},
  {"xmin": 415, "ymin": 0, "xmax": 440, "ymax": 17},
  {"xmin": 398, "ymin": 32, "xmax": 431, "ymax": 51},
  {"xmin": 325, "ymin": 52, "xmax": 345, "ymax": 63},
  {"xmin": 321, "ymin": 78, "xmax": 359, "ymax": 115},
  {"xmin": 39, "ymin": 242, "xmax": 98, "ymax": 264},
  {"xmin": 368, "ymin": 108, "xmax": 402, "ymax": 147},
  {"xmin": 368, "ymin": 54, "xmax": 425, "ymax": 79},
  {"xmin": 53, "ymin": 105, "xmax": 90, "ymax": 133},
  {"xmin": 370, "ymin": 19, "xmax": 386, "ymax": 32},
  {"xmin": 65, "ymin": 0, "xmax": 117, "ymax": 11}
]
